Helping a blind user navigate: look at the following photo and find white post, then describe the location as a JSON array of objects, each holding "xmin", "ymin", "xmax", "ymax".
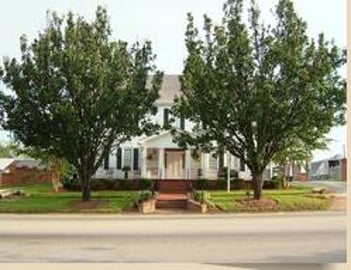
[
  {"xmin": 185, "ymin": 149, "xmax": 191, "ymax": 179},
  {"xmin": 141, "ymin": 147, "xmax": 147, "ymax": 178},
  {"xmin": 227, "ymin": 151, "xmax": 231, "ymax": 193},
  {"xmin": 200, "ymin": 152, "xmax": 205, "ymax": 178},
  {"xmin": 158, "ymin": 148, "xmax": 164, "ymax": 179}
]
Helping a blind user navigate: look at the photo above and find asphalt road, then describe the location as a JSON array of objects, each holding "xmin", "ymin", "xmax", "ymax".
[{"xmin": 0, "ymin": 212, "xmax": 346, "ymax": 263}]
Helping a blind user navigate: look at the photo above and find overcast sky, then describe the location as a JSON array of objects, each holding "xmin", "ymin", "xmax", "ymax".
[{"xmin": 0, "ymin": 0, "xmax": 346, "ymax": 161}]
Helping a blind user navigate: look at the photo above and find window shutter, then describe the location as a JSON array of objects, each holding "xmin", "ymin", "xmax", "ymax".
[
  {"xmin": 133, "ymin": 148, "xmax": 139, "ymax": 171},
  {"xmin": 116, "ymin": 148, "xmax": 122, "ymax": 169},
  {"xmin": 104, "ymin": 151, "xmax": 109, "ymax": 170},
  {"xmin": 240, "ymin": 158, "xmax": 245, "ymax": 171},
  {"xmin": 180, "ymin": 116, "xmax": 185, "ymax": 130},
  {"xmin": 163, "ymin": 108, "xmax": 169, "ymax": 127}
]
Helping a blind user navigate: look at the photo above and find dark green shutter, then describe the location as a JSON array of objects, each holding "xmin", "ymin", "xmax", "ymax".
[
  {"xmin": 180, "ymin": 116, "xmax": 185, "ymax": 130},
  {"xmin": 104, "ymin": 151, "xmax": 109, "ymax": 170},
  {"xmin": 116, "ymin": 148, "xmax": 122, "ymax": 169},
  {"xmin": 163, "ymin": 108, "xmax": 169, "ymax": 127},
  {"xmin": 240, "ymin": 158, "xmax": 245, "ymax": 171},
  {"xmin": 133, "ymin": 148, "xmax": 139, "ymax": 171}
]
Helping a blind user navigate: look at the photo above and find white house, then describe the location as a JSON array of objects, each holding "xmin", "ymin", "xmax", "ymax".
[{"xmin": 93, "ymin": 75, "xmax": 251, "ymax": 180}]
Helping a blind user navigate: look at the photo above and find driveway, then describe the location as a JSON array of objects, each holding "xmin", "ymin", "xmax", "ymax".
[{"xmin": 291, "ymin": 181, "xmax": 346, "ymax": 195}]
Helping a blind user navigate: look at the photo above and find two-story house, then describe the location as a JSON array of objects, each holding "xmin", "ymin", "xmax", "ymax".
[{"xmin": 93, "ymin": 75, "xmax": 251, "ymax": 181}]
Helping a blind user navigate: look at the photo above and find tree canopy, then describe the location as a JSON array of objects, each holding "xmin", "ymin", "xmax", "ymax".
[
  {"xmin": 0, "ymin": 7, "xmax": 163, "ymax": 201},
  {"xmin": 172, "ymin": 0, "xmax": 346, "ymax": 199}
]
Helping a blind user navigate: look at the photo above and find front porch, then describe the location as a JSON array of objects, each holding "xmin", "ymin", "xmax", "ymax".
[{"xmin": 139, "ymin": 131, "xmax": 218, "ymax": 180}]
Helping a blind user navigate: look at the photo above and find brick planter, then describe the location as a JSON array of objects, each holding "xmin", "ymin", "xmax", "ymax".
[
  {"xmin": 187, "ymin": 199, "xmax": 207, "ymax": 213},
  {"xmin": 138, "ymin": 199, "xmax": 156, "ymax": 214}
]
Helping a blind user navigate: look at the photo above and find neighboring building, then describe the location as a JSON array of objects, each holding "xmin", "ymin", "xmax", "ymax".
[
  {"xmin": 0, "ymin": 158, "xmax": 52, "ymax": 187},
  {"xmin": 94, "ymin": 75, "xmax": 250, "ymax": 180},
  {"xmin": 310, "ymin": 154, "xmax": 347, "ymax": 181}
]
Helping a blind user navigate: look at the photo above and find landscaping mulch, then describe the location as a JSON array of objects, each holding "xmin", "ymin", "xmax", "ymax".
[
  {"xmin": 70, "ymin": 198, "xmax": 108, "ymax": 210},
  {"xmin": 236, "ymin": 198, "xmax": 278, "ymax": 211}
]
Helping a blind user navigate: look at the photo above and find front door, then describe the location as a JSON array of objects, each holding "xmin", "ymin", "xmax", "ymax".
[{"xmin": 165, "ymin": 151, "xmax": 184, "ymax": 179}]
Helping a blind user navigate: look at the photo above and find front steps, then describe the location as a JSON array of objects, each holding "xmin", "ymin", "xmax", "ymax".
[
  {"xmin": 156, "ymin": 193, "xmax": 188, "ymax": 209},
  {"xmin": 155, "ymin": 180, "xmax": 191, "ymax": 210}
]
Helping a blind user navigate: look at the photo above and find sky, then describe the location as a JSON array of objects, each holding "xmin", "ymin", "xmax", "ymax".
[{"xmin": 0, "ymin": 0, "xmax": 346, "ymax": 161}]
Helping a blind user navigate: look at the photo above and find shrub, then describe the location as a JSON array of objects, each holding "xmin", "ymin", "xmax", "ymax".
[
  {"xmin": 132, "ymin": 190, "xmax": 156, "ymax": 207},
  {"xmin": 232, "ymin": 179, "xmax": 249, "ymax": 190},
  {"xmin": 216, "ymin": 179, "xmax": 227, "ymax": 190},
  {"xmin": 195, "ymin": 178, "xmax": 209, "ymax": 190},
  {"xmin": 118, "ymin": 180, "xmax": 134, "ymax": 191},
  {"xmin": 192, "ymin": 190, "xmax": 208, "ymax": 203},
  {"xmin": 62, "ymin": 174, "xmax": 81, "ymax": 191},
  {"xmin": 264, "ymin": 176, "xmax": 283, "ymax": 189},
  {"xmin": 138, "ymin": 178, "xmax": 154, "ymax": 190}
]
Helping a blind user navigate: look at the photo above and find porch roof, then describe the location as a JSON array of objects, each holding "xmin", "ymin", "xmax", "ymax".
[{"xmin": 138, "ymin": 130, "xmax": 182, "ymax": 149}]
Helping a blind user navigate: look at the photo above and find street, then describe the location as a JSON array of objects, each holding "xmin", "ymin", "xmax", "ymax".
[{"xmin": 0, "ymin": 212, "xmax": 346, "ymax": 263}]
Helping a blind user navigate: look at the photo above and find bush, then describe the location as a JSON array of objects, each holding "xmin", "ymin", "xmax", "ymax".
[
  {"xmin": 231, "ymin": 179, "xmax": 250, "ymax": 190},
  {"xmin": 132, "ymin": 190, "xmax": 156, "ymax": 207},
  {"xmin": 216, "ymin": 179, "xmax": 227, "ymax": 190},
  {"xmin": 90, "ymin": 179, "xmax": 116, "ymax": 190},
  {"xmin": 264, "ymin": 176, "xmax": 283, "ymax": 190},
  {"xmin": 192, "ymin": 190, "xmax": 210, "ymax": 204},
  {"xmin": 195, "ymin": 178, "xmax": 209, "ymax": 190},
  {"xmin": 138, "ymin": 178, "xmax": 154, "ymax": 190},
  {"xmin": 118, "ymin": 180, "xmax": 134, "ymax": 191},
  {"xmin": 62, "ymin": 174, "xmax": 81, "ymax": 191}
]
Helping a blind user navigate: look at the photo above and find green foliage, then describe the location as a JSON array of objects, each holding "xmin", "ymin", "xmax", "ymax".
[
  {"xmin": 192, "ymin": 190, "xmax": 211, "ymax": 204},
  {"xmin": 172, "ymin": 0, "xmax": 346, "ymax": 200},
  {"xmin": 118, "ymin": 180, "xmax": 135, "ymax": 191},
  {"xmin": 132, "ymin": 190, "xmax": 155, "ymax": 207},
  {"xmin": 0, "ymin": 7, "xmax": 163, "ymax": 201},
  {"xmin": 138, "ymin": 178, "xmax": 153, "ymax": 190},
  {"xmin": 195, "ymin": 178, "xmax": 209, "ymax": 189}
]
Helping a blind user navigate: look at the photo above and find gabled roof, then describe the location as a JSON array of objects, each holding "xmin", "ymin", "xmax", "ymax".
[
  {"xmin": 0, "ymin": 158, "xmax": 15, "ymax": 171},
  {"xmin": 15, "ymin": 159, "xmax": 47, "ymax": 169},
  {"xmin": 148, "ymin": 74, "xmax": 181, "ymax": 105}
]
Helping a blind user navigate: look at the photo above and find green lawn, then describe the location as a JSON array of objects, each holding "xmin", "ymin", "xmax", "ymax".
[
  {"xmin": 209, "ymin": 188, "xmax": 331, "ymax": 212},
  {"xmin": 0, "ymin": 184, "xmax": 136, "ymax": 213}
]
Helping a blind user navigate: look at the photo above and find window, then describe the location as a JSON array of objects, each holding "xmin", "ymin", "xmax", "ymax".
[
  {"xmin": 133, "ymin": 148, "xmax": 139, "ymax": 171},
  {"xmin": 116, "ymin": 148, "xmax": 122, "ymax": 169},
  {"xmin": 123, "ymin": 148, "xmax": 132, "ymax": 168},
  {"xmin": 163, "ymin": 108, "xmax": 169, "ymax": 127},
  {"xmin": 103, "ymin": 151, "xmax": 109, "ymax": 170}
]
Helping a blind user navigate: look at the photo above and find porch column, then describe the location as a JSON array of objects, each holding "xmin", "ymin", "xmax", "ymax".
[
  {"xmin": 227, "ymin": 151, "xmax": 231, "ymax": 192},
  {"xmin": 201, "ymin": 153, "xmax": 208, "ymax": 179},
  {"xmin": 185, "ymin": 149, "xmax": 191, "ymax": 179},
  {"xmin": 141, "ymin": 146, "xmax": 147, "ymax": 178},
  {"xmin": 158, "ymin": 148, "xmax": 165, "ymax": 179}
]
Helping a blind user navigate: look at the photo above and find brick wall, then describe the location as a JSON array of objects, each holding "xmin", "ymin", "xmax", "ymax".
[{"xmin": 0, "ymin": 164, "xmax": 53, "ymax": 187}]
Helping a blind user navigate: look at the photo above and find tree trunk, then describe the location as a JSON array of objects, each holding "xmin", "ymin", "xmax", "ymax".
[
  {"xmin": 80, "ymin": 171, "xmax": 91, "ymax": 202},
  {"xmin": 252, "ymin": 171, "xmax": 263, "ymax": 200}
]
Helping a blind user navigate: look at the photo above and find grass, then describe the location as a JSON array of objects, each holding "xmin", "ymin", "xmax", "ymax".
[
  {"xmin": 209, "ymin": 188, "xmax": 331, "ymax": 213},
  {"xmin": 0, "ymin": 183, "xmax": 136, "ymax": 213}
]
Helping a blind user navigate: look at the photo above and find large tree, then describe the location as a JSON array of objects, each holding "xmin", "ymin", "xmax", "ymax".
[
  {"xmin": 172, "ymin": 0, "xmax": 346, "ymax": 199},
  {"xmin": 0, "ymin": 7, "xmax": 163, "ymax": 201}
]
